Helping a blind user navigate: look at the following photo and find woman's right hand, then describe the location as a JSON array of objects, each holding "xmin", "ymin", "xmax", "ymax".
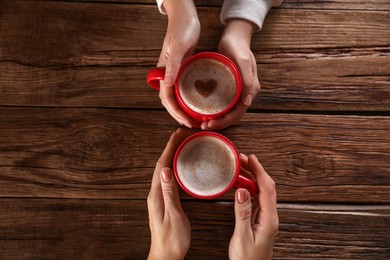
[
  {"xmin": 157, "ymin": 0, "xmax": 200, "ymax": 128},
  {"xmin": 229, "ymin": 154, "xmax": 279, "ymax": 260}
]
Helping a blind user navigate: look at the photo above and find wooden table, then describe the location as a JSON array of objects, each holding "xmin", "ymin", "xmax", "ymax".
[{"xmin": 1, "ymin": 0, "xmax": 389, "ymax": 259}]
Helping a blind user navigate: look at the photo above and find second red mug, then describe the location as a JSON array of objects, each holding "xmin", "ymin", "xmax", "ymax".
[
  {"xmin": 173, "ymin": 131, "xmax": 258, "ymax": 199},
  {"xmin": 146, "ymin": 52, "xmax": 242, "ymax": 125}
]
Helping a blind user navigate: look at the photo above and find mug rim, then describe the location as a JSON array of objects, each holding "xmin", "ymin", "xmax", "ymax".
[
  {"xmin": 174, "ymin": 52, "xmax": 242, "ymax": 122},
  {"xmin": 173, "ymin": 131, "xmax": 240, "ymax": 199}
]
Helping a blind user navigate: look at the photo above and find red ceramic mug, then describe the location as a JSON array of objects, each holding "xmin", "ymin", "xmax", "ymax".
[
  {"xmin": 146, "ymin": 52, "xmax": 242, "ymax": 125},
  {"xmin": 173, "ymin": 131, "xmax": 259, "ymax": 199}
]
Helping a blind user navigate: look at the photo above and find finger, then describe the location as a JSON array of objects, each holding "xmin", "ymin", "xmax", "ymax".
[
  {"xmin": 239, "ymin": 53, "xmax": 260, "ymax": 106},
  {"xmin": 251, "ymin": 197, "xmax": 260, "ymax": 225},
  {"xmin": 158, "ymin": 128, "xmax": 189, "ymax": 163},
  {"xmin": 240, "ymin": 153, "xmax": 256, "ymax": 182},
  {"xmin": 160, "ymin": 168, "xmax": 184, "ymax": 216},
  {"xmin": 250, "ymin": 52, "xmax": 261, "ymax": 95},
  {"xmin": 159, "ymin": 82, "xmax": 195, "ymax": 128},
  {"xmin": 147, "ymin": 185, "xmax": 164, "ymax": 223},
  {"xmin": 164, "ymin": 49, "xmax": 186, "ymax": 88},
  {"xmin": 148, "ymin": 162, "xmax": 165, "ymax": 221},
  {"xmin": 240, "ymin": 153, "xmax": 249, "ymax": 168},
  {"xmin": 148, "ymin": 129, "xmax": 189, "ymax": 220},
  {"xmin": 151, "ymin": 128, "xmax": 189, "ymax": 191},
  {"xmin": 201, "ymin": 101, "xmax": 248, "ymax": 130},
  {"xmin": 247, "ymin": 155, "xmax": 278, "ymax": 225},
  {"xmin": 157, "ymin": 37, "xmax": 169, "ymax": 68},
  {"xmin": 233, "ymin": 189, "xmax": 253, "ymax": 239},
  {"xmin": 239, "ymin": 167, "xmax": 255, "ymax": 182},
  {"xmin": 148, "ymin": 166, "xmax": 165, "ymax": 221}
]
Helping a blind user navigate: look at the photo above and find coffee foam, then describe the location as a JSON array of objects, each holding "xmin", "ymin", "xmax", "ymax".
[
  {"xmin": 179, "ymin": 58, "xmax": 236, "ymax": 115},
  {"xmin": 176, "ymin": 136, "xmax": 236, "ymax": 197}
]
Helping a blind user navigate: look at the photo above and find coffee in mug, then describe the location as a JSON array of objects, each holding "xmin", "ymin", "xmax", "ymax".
[
  {"xmin": 173, "ymin": 131, "xmax": 259, "ymax": 199},
  {"xmin": 178, "ymin": 58, "xmax": 236, "ymax": 115},
  {"xmin": 175, "ymin": 135, "xmax": 236, "ymax": 197}
]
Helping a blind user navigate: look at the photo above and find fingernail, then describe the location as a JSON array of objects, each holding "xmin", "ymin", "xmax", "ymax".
[
  {"xmin": 238, "ymin": 189, "xmax": 249, "ymax": 204},
  {"xmin": 161, "ymin": 168, "xmax": 172, "ymax": 183},
  {"xmin": 201, "ymin": 122, "xmax": 208, "ymax": 130},
  {"xmin": 244, "ymin": 95, "xmax": 252, "ymax": 106},
  {"xmin": 185, "ymin": 121, "xmax": 193, "ymax": 129},
  {"xmin": 175, "ymin": 116, "xmax": 184, "ymax": 126},
  {"xmin": 240, "ymin": 153, "xmax": 248, "ymax": 159}
]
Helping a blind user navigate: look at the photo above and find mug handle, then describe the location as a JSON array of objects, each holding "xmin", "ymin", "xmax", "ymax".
[
  {"xmin": 236, "ymin": 173, "xmax": 259, "ymax": 196},
  {"xmin": 146, "ymin": 67, "xmax": 166, "ymax": 90}
]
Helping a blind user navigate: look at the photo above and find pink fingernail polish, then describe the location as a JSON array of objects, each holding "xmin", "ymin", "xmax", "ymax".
[
  {"xmin": 238, "ymin": 189, "xmax": 249, "ymax": 204},
  {"xmin": 161, "ymin": 168, "xmax": 172, "ymax": 183},
  {"xmin": 244, "ymin": 95, "xmax": 252, "ymax": 106}
]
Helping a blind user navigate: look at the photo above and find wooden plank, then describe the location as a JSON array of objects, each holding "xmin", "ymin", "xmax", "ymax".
[
  {"xmin": 0, "ymin": 108, "xmax": 389, "ymax": 202},
  {"xmin": 36, "ymin": 0, "xmax": 390, "ymax": 11},
  {"xmin": 257, "ymin": 9, "xmax": 390, "ymax": 50},
  {"xmin": 274, "ymin": 204, "xmax": 390, "ymax": 259},
  {"xmin": 0, "ymin": 199, "xmax": 389, "ymax": 259},
  {"xmin": 0, "ymin": 62, "xmax": 154, "ymax": 108},
  {"xmin": 1, "ymin": 47, "xmax": 389, "ymax": 110},
  {"xmin": 1, "ymin": 1, "xmax": 389, "ymax": 65},
  {"xmin": 256, "ymin": 47, "xmax": 390, "ymax": 111},
  {"xmin": 281, "ymin": 0, "xmax": 390, "ymax": 10},
  {"xmin": 1, "ymin": 2, "xmax": 389, "ymax": 110}
]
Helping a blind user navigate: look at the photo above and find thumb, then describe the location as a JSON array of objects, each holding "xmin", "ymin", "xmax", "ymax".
[
  {"xmin": 234, "ymin": 189, "xmax": 253, "ymax": 236},
  {"xmin": 160, "ymin": 167, "xmax": 182, "ymax": 212},
  {"xmin": 241, "ymin": 76, "xmax": 260, "ymax": 107},
  {"xmin": 241, "ymin": 55, "xmax": 260, "ymax": 106},
  {"xmin": 164, "ymin": 51, "xmax": 185, "ymax": 88}
]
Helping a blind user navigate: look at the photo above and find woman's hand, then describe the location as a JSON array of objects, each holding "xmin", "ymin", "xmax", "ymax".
[
  {"xmin": 229, "ymin": 154, "xmax": 279, "ymax": 260},
  {"xmin": 202, "ymin": 19, "xmax": 260, "ymax": 130},
  {"xmin": 147, "ymin": 129, "xmax": 191, "ymax": 260},
  {"xmin": 157, "ymin": 0, "xmax": 200, "ymax": 128}
]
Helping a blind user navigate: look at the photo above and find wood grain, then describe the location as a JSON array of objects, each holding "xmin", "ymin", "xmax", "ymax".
[
  {"xmin": 0, "ymin": 1, "xmax": 390, "ymax": 59},
  {"xmin": 0, "ymin": 108, "xmax": 389, "ymax": 202},
  {"xmin": 1, "ymin": 1, "xmax": 389, "ymax": 64},
  {"xmin": 0, "ymin": 199, "xmax": 389, "ymax": 259},
  {"xmin": 0, "ymin": 1, "xmax": 389, "ymax": 259},
  {"xmin": 274, "ymin": 0, "xmax": 390, "ymax": 10},
  {"xmin": 1, "ymin": 2, "xmax": 389, "ymax": 110},
  {"xmin": 1, "ymin": 47, "xmax": 389, "ymax": 110},
  {"xmin": 37, "ymin": 0, "xmax": 390, "ymax": 11}
]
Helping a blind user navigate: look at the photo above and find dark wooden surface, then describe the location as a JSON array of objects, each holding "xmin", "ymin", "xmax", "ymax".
[{"xmin": 0, "ymin": 0, "xmax": 389, "ymax": 259}]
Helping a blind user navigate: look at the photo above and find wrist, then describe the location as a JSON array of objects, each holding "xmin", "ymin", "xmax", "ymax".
[
  {"xmin": 223, "ymin": 19, "xmax": 256, "ymax": 45},
  {"xmin": 163, "ymin": 0, "xmax": 198, "ymax": 21},
  {"xmin": 148, "ymin": 253, "xmax": 183, "ymax": 260},
  {"xmin": 148, "ymin": 246, "xmax": 184, "ymax": 260}
]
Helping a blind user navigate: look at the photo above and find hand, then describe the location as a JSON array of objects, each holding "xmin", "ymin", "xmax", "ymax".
[
  {"xmin": 202, "ymin": 19, "xmax": 260, "ymax": 130},
  {"xmin": 147, "ymin": 129, "xmax": 191, "ymax": 260},
  {"xmin": 229, "ymin": 154, "xmax": 279, "ymax": 260},
  {"xmin": 157, "ymin": 0, "xmax": 201, "ymax": 128}
]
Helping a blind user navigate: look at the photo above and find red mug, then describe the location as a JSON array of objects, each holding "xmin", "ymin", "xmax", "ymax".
[
  {"xmin": 146, "ymin": 52, "xmax": 242, "ymax": 125},
  {"xmin": 173, "ymin": 131, "xmax": 259, "ymax": 199}
]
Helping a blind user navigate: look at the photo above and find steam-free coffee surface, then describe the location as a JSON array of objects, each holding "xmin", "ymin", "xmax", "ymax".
[
  {"xmin": 176, "ymin": 136, "xmax": 236, "ymax": 197},
  {"xmin": 179, "ymin": 58, "xmax": 236, "ymax": 115}
]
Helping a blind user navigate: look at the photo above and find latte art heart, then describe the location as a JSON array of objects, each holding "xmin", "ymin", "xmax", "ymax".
[
  {"xmin": 195, "ymin": 79, "xmax": 217, "ymax": 97},
  {"xmin": 178, "ymin": 58, "xmax": 236, "ymax": 115}
]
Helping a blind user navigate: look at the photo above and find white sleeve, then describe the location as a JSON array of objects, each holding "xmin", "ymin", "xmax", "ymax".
[
  {"xmin": 221, "ymin": 0, "xmax": 283, "ymax": 30},
  {"xmin": 156, "ymin": 0, "xmax": 167, "ymax": 14}
]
